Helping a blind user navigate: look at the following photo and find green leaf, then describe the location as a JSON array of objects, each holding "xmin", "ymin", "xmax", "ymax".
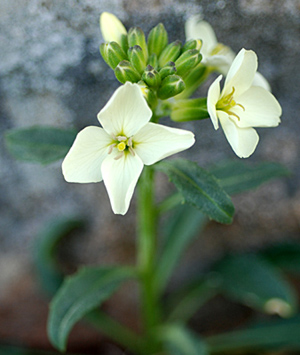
[
  {"xmin": 5, "ymin": 126, "xmax": 77, "ymax": 164},
  {"xmin": 261, "ymin": 242, "xmax": 300, "ymax": 274},
  {"xmin": 33, "ymin": 217, "xmax": 85, "ymax": 296},
  {"xmin": 206, "ymin": 315, "xmax": 300, "ymax": 353},
  {"xmin": 155, "ymin": 205, "xmax": 207, "ymax": 293},
  {"xmin": 214, "ymin": 254, "xmax": 297, "ymax": 317},
  {"xmin": 48, "ymin": 266, "xmax": 136, "ymax": 352},
  {"xmin": 159, "ymin": 324, "xmax": 208, "ymax": 355},
  {"xmin": 155, "ymin": 159, "xmax": 235, "ymax": 224},
  {"xmin": 210, "ymin": 160, "xmax": 289, "ymax": 195}
]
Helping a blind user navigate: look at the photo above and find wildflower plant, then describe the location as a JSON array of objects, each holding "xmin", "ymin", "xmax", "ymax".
[{"xmin": 5, "ymin": 11, "xmax": 300, "ymax": 355}]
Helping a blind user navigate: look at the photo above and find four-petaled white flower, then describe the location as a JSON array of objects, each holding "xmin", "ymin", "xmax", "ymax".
[
  {"xmin": 185, "ymin": 15, "xmax": 270, "ymax": 90},
  {"xmin": 207, "ymin": 48, "xmax": 281, "ymax": 158},
  {"xmin": 62, "ymin": 82, "xmax": 195, "ymax": 215},
  {"xmin": 100, "ymin": 12, "xmax": 127, "ymax": 44}
]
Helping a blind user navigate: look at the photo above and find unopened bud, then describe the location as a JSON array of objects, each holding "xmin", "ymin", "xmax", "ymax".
[
  {"xmin": 142, "ymin": 65, "xmax": 161, "ymax": 88},
  {"xmin": 170, "ymin": 98, "xmax": 209, "ymax": 122},
  {"xmin": 100, "ymin": 12, "xmax": 127, "ymax": 45},
  {"xmin": 177, "ymin": 63, "xmax": 207, "ymax": 99},
  {"xmin": 100, "ymin": 42, "xmax": 127, "ymax": 69},
  {"xmin": 175, "ymin": 49, "xmax": 202, "ymax": 77},
  {"xmin": 128, "ymin": 27, "xmax": 148, "ymax": 62},
  {"xmin": 158, "ymin": 40, "xmax": 181, "ymax": 68},
  {"xmin": 115, "ymin": 60, "xmax": 141, "ymax": 84},
  {"xmin": 157, "ymin": 74, "xmax": 185, "ymax": 100},
  {"xmin": 147, "ymin": 23, "xmax": 168, "ymax": 57},
  {"xmin": 128, "ymin": 45, "xmax": 147, "ymax": 74},
  {"xmin": 159, "ymin": 62, "xmax": 176, "ymax": 80},
  {"xmin": 138, "ymin": 81, "xmax": 157, "ymax": 109},
  {"xmin": 182, "ymin": 39, "xmax": 203, "ymax": 52},
  {"xmin": 148, "ymin": 53, "xmax": 158, "ymax": 69}
]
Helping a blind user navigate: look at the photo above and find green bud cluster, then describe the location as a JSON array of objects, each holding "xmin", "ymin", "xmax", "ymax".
[{"xmin": 99, "ymin": 22, "xmax": 204, "ymax": 106}]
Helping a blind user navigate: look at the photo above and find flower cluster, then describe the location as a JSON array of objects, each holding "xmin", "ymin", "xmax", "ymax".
[{"xmin": 62, "ymin": 12, "xmax": 282, "ymax": 214}]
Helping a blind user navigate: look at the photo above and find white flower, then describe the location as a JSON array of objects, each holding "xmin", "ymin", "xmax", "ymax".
[
  {"xmin": 62, "ymin": 82, "xmax": 195, "ymax": 215},
  {"xmin": 185, "ymin": 15, "xmax": 271, "ymax": 91},
  {"xmin": 185, "ymin": 15, "xmax": 235, "ymax": 75},
  {"xmin": 207, "ymin": 49, "xmax": 281, "ymax": 158},
  {"xmin": 100, "ymin": 12, "xmax": 127, "ymax": 44}
]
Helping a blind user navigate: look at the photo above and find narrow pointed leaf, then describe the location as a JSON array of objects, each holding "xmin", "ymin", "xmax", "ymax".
[
  {"xmin": 156, "ymin": 204, "xmax": 207, "ymax": 292},
  {"xmin": 155, "ymin": 159, "xmax": 234, "ymax": 224},
  {"xmin": 159, "ymin": 324, "xmax": 208, "ymax": 355},
  {"xmin": 34, "ymin": 217, "xmax": 85, "ymax": 296},
  {"xmin": 206, "ymin": 315, "xmax": 300, "ymax": 353},
  {"xmin": 48, "ymin": 266, "xmax": 136, "ymax": 352},
  {"xmin": 214, "ymin": 254, "xmax": 297, "ymax": 317},
  {"xmin": 5, "ymin": 126, "xmax": 77, "ymax": 164},
  {"xmin": 210, "ymin": 160, "xmax": 289, "ymax": 195}
]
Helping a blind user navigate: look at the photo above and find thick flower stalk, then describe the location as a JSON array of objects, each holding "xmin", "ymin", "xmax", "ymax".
[
  {"xmin": 62, "ymin": 82, "xmax": 195, "ymax": 214},
  {"xmin": 207, "ymin": 48, "xmax": 281, "ymax": 158}
]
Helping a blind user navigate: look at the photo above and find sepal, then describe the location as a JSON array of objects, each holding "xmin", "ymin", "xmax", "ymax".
[
  {"xmin": 174, "ymin": 49, "xmax": 202, "ymax": 77},
  {"xmin": 159, "ymin": 62, "xmax": 177, "ymax": 80},
  {"xmin": 170, "ymin": 98, "xmax": 209, "ymax": 122},
  {"xmin": 182, "ymin": 39, "xmax": 203, "ymax": 52},
  {"xmin": 147, "ymin": 23, "xmax": 168, "ymax": 57},
  {"xmin": 142, "ymin": 65, "xmax": 161, "ymax": 88},
  {"xmin": 138, "ymin": 81, "xmax": 158, "ymax": 109},
  {"xmin": 128, "ymin": 45, "xmax": 147, "ymax": 74},
  {"xmin": 158, "ymin": 40, "xmax": 181, "ymax": 68},
  {"xmin": 114, "ymin": 60, "xmax": 141, "ymax": 83},
  {"xmin": 128, "ymin": 27, "xmax": 148, "ymax": 62},
  {"xmin": 157, "ymin": 74, "xmax": 185, "ymax": 100},
  {"xmin": 147, "ymin": 53, "xmax": 158, "ymax": 69},
  {"xmin": 100, "ymin": 42, "xmax": 127, "ymax": 69}
]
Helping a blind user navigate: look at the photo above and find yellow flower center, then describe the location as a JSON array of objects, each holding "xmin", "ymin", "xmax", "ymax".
[
  {"xmin": 216, "ymin": 87, "xmax": 245, "ymax": 121},
  {"xmin": 108, "ymin": 134, "xmax": 135, "ymax": 160}
]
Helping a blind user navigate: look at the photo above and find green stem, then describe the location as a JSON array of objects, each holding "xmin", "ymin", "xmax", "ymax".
[{"xmin": 137, "ymin": 167, "xmax": 161, "ymax": 347}]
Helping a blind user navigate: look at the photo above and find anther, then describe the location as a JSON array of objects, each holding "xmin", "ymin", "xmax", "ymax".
[{"xmin": 108, "ymin": 143, "xmax": 116, "ymax": 154}]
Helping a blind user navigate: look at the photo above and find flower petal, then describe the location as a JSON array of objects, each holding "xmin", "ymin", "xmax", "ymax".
[
  {"xmin": 102, "ymin": 153, "xmax": 144, "ymax": 215},
  {"xmin": 100, "ymin": 12, "xmax": 127, "ymax": 44},
  {"xmin": 97, "ymin": 82, "xmax": 152, "ymax": 137},
  {"xmin": 62, "ymin": 126, "xmax": 112, "ymax": 183},
  {"xmin": 232, "ymin": 86, "xmax": 282, "ymax": 128},
  {"xmin": 253, "ymin": 72, "xmax": 271, "ymax": 91},
  {"xmin": 207, "ymin": 74, "xmax": 222, "ymax": 130},
  {"xmin": 133, "ymin": 122, "xmax": 195, "ymax": 165},
  {"xmin": 185, "ymin": 16, "xmax": 217, "ymax": 58},
  {"xmin": 205, "ymin": 52, "xmax": 234, "ymax": 75},
  {"xmin": 218, "ymin": 111, "xmax": 259, "ymax": 158},
  {"xmin": 223, "ymin": 49, "xmax": 257, "ymax": 97}
]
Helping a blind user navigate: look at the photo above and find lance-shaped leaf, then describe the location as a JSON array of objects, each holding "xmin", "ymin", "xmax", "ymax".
[
  {"xmin": 34, "ymin": 216, "xmax": 85, "ymax": 296},
  {"xmin": 5, "ymin": 126, "xmax": 77, "ymax": 165},
  {"xmin": 159, "ymin": 324, "xmax": 208, "ymax": 355},
  {"xmin": 48, "ymin": 266, "xmax": 136, "ymax": 352},
  {"xmin": 155, "ymin": 159, "xmax": 234, "ymax": 224},
  {"xmin": 206, "ymin": 315, "xmax": 300, "ymax": 353},
  {"xmin": 214, "ymin": 254, "xmax": 297, "ymax": 317},
  {"xmin": 155, "ymin": 204, "xmax": 207, "ymax": 292},
  {"xmin": 210, "ymin": 160, "xmax": 289, "ymax": 195}
]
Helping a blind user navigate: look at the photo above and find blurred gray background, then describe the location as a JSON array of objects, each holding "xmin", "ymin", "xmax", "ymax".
[{"xmin": 0, "ymin": 0, "xmax": 299, "ymax": 349}]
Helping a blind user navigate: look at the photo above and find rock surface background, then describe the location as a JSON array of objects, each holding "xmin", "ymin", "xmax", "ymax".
[{"xmin": 0, "ymin": 0, "xmax": 299, "ymax": 351}]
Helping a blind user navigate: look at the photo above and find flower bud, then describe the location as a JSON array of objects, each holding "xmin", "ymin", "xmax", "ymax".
[
  {"xmin": 138, "ymin": 81, "xmax": 157, "ymax": 109},
  {"xmin": 174, "ymin": 49, "xmax": 202, "ymax": 77},
  {"xmin": 100, "ymin": 42, "xmax": 127, "ymax": 69},
  {"xmin": 128, "ymin": 45, "xmax": 147, "ymax": 74},
  {"xmin": 148, "ymin": 53, "xmax": 158, "ymax": 69},
  {"xmin": 142, "ymin": 65, "xmax": 161, "ymax": 88},
  {"xmin": 159, "ymin": 61, "xmax": 176, "ymax": 80},
  {"xmin": 157, "ymin": 75, "xmax": 185, "ymax": 100},
  {"xmin": 115, "ymin": 60, "xmax": 141, "ymax": 84},
  {"xmin": 170, "ymin": 98, "xmax": 208, "ymax": 122},
  {"xmin": 147, "ymin": 23, "xmax": 168, "ymax": 57},
  {"xmin": 182, "ymin": 39, "xmax": 203, "ymax": 52},
  {"xmin": 128, "ymin": 27, "xmax": 148, "ymax": 62},
  {"xmin": 158, "ymin": 40, "xmax": 181, "ymax": 68},
  {"xmin": 100, "ymin": 12, "xmax": 127, "ymax": 44},
  {"xmin": 177, "ymin": 63, "xmax": 207, "ymax": 99}
]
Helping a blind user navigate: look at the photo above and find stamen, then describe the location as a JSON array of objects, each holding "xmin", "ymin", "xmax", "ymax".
[
  {"xmin": 227, "ymin": 110, "xmax": 241, "ymax": 121},
  {"xmin": 114, "ymin": 151, "xmax": 125, "ymax": 160},
  {"xmin": 127, "ymin": 137, "xmax": 133, "ymax": 147},
  {"xmin": 129, "ymin": 147, "xmax": 135, "ymax": 156},
  {"xmin": 237, "ymin": 103, "xmax": 245, "ymax": 111},
  {"xmin": 108, "ymin": 143, "xmax": 116, "ymax": 154},
  {"xmin": 117, "ymin": 135, "xmax": 127, "ymax": 141}
]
